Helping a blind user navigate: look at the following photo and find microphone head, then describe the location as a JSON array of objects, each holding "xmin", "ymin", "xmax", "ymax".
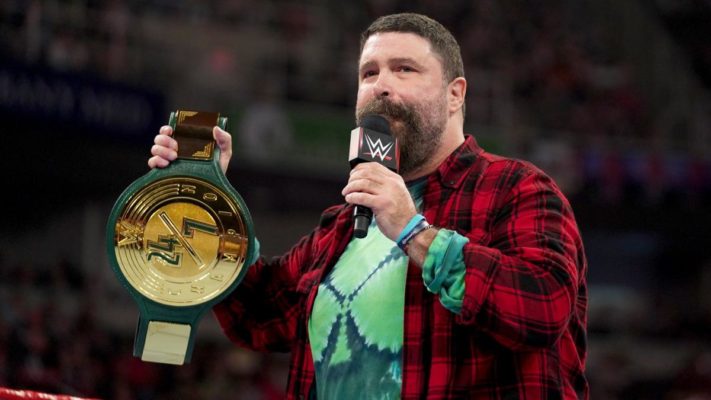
[
  {"xmin": 349, "ymin": 114, "xmax": 399, "ymax": 172},
  {"xmin": 359, "ymin": 114, "xmax": 391, "ymax": 136}
]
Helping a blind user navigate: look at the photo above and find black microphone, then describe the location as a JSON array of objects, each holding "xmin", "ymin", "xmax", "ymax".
[{"xmin": 348, "ymin": 115, "xmax": 400, "ymax": 238}]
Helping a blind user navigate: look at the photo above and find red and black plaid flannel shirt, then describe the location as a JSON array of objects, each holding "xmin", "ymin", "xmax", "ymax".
[{"xmin": 214, "ymin": 135, "xmax": 588, "ymax": 399}]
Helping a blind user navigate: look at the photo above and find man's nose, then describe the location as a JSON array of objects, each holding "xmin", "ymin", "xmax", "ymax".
[{"xmin": 372, "ymin": 71, "xmax": 393, "ymax": 98}]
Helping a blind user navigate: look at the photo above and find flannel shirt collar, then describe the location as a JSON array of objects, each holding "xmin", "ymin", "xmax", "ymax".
[{"xmin": 435, "ymin": 135, "xmax": 482, "ymax": 189}]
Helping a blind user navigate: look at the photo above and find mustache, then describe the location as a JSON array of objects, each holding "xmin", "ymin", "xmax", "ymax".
[{"xmin": 356, "ymin": 98, "xmax": 416, "ymax": 128}]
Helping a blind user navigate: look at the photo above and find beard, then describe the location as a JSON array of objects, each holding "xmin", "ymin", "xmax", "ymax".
[{"xmin": 355, "ymin": 93, "xmax": 447, "ymax": 177}]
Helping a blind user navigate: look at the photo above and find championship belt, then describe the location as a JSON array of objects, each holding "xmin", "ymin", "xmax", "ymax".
[{"xmin": 106, "ymin": 110, "xmax": 256, "ymax": 365}]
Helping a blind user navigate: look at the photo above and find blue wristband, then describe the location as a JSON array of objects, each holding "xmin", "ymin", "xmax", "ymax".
[
  {"xmin": 396, "ymin": 214, "xmax": 431, "ymax": 251},
  {"xmin": 396, "ymin": 214, "xmax": 426, "ymax": 245}
]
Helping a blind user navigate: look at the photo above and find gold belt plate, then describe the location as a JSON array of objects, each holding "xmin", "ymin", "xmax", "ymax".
[{"xmin": 112, "ymin": 176, "xmax": 248, "ymax": 306}]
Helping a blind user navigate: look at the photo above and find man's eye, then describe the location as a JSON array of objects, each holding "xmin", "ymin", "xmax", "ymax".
[
  {"xmin": 363, "ymin": 70, "xmax": 377, "ymax": 78},
  {"xmin": 397, "ymin": 66, "xmax": 414, "ymax": 72}
]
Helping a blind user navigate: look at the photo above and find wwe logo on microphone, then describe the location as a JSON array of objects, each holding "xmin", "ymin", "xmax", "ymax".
[
  {"xmin": 364, "ymin": 134, "xmax": 394, "ymax": 162},
  {"xmin": 349, "ymin": 124, "xmax": 398, "ymax": 172}
]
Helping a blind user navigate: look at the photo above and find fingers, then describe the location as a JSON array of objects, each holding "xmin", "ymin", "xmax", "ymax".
[
  {"xmin": 343, "ymin": 163, "xmax": 395, "ymax": 195},
  {"xmin": 159, "ymin": 125, "xmax": 173, "ymax": 137},
  {"xmin": 150, "ymin": 128, "xmax": 178, "ymax": 160},
  {"xmin": 342, "ymin": 162, "xmax": 403, "ymax": 205},
  {"xmin": 148, "ymin": 155, "xmax": 171, "ymax": 169},
  {"xmin": 213, "ymin": 126, "xmax": 232, "ymax": 152},
  {"xmin": 344, "ymin": 191, "xmax": 377, "ymax": 208},
  {"xmin": 147, "ymin": 125, "xmax": 177, "ymax": 169},
  {"xmin": 342, "ymin": 175, "xmax": 382, "ymax": 196},
  {"xmin": 150, "ymin": 142, "xmax": 177, "ymax": 160},
  {"xmin": 347, "ymin": 162, "xmax": 388, "ymax": 183},
  {"xmin": 213, "ymin": 126, "xmax": 233, "ymax": 174},
  {"xmin": 155, "ymin": 129, "xmax": 177, "ymax": 150}
]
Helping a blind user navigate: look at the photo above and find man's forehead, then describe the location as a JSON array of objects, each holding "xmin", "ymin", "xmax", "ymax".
[{"xmin": 359, "ymin": 32, "xmax": 435, "ymax": 63}]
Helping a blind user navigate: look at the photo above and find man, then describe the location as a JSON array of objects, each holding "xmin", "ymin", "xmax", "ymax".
[{"xmin": 149, "ymin": 13, "xmax": 588, "ymax": 400}]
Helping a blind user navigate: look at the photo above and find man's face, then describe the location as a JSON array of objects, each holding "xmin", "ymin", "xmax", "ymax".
[{"xmin": 355, "ymin": 32, "xmax": 449, "ymax": 177}]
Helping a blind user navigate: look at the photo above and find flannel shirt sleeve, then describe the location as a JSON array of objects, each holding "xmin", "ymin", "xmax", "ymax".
[
  {"xmin": 213, "ymin": 205, "xmax": 342, "ymax": 353},
  {"xmin": 456, "ymin": 163, "xmax": 585, "ymax": 350}
]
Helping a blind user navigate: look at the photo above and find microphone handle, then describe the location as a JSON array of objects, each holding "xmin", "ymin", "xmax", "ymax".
[{"xmin": 353, "ymin": 205, "xmax": 372, "ymax": 238}]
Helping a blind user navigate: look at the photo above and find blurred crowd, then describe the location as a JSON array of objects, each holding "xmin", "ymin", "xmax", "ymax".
[
  {"xmin": 0, "ymin": 257, "xmax": 288, "ymax": 399},
  {"xmin": 654, "ymin": 0, "xmax": 711, "ymax": 89},
  {"xmin": 0, "ymin": 0, "xmax": 662, "ymax": 132},
  {"xmin": 1, "ymin": 0, "xmax": 709, "ymax": 208}
]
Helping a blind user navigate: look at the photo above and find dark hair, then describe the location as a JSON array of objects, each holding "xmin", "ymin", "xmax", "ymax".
[{"xmin": 360, "ymin": 13, "xmax": 465, "ymax": 84}]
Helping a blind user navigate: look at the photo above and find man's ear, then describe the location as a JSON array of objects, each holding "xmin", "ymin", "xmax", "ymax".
[{"xmin": 447, "ymin": 77, "xmax": 467, "ymax": 115}]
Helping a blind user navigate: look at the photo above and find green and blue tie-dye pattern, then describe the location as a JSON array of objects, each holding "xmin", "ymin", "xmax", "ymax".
[
  {"xmin": 308, "ymin": 179, "xmax": 449, "ymax": 398},
  {"xmin": 309, "ymin": 217, "xmax": 408, "ymax": 400}
]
